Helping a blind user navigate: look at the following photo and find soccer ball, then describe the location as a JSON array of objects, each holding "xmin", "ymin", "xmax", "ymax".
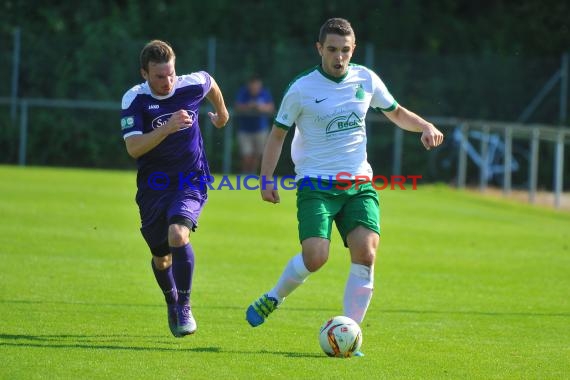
[{"xmin": 318, "ymin": 316, "xmax": 362, "ymax": 357}]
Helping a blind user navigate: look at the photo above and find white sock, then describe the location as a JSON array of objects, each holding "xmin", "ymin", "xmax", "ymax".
[
  {"xmin": 267, "ymin": 253, "xmax": 310, "ymax": 303},
  {"xmin": 343, "ymin": 263, "xmax": 374, "ymax": 323}
]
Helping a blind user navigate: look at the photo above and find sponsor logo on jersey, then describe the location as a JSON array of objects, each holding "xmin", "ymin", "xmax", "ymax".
[
  {"xmin": 121, "ymin": 116, "xmax": 135, "ymax": 130},
  {"xmin": 325, "ymin": 112, "xmax": 364, "ymax": 134},
  {"xmin": 151, "ymin": 110, "xmax": 197, "ymax": 130},
  {"xmin": 148, "ymin": 104, "xmax": 160, "ymax": 109}
]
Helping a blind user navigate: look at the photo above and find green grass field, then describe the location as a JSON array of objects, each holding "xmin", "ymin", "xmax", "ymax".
[{"xmin": 1, "ymin": 165, "xmax": 569, "ymax": 379}]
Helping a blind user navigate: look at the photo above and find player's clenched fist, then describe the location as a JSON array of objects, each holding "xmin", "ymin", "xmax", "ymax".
[
  {"xmin": 420, "ymin": 124, "xmax": 444, "ymax": 150},
  {"xmin": 165, "ymin": 109, "xmax": 193, "ymax": 133},
  {"xmin": 261, "ymin": 188, "xmax": 280, "ymax": 204}
]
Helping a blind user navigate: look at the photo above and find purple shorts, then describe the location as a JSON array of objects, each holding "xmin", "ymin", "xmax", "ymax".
[{"xmin": 137, "ymin": 189, "xmax": 207, "ymax": 256}]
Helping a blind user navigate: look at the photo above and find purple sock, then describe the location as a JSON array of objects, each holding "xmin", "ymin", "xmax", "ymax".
[
  {"xmin": 151, "ymin": 259, "xmax": 177, "ymax": 304},
  {"xmin": 170, "ymin": 243, "xmax": 195, "ymax": 305}
]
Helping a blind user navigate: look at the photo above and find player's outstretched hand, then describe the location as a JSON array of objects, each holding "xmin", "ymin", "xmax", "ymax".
[
  {"xmin": 261, "ymin": 188, "xmax": 280, "ymax": 204},
  {"xmin": 421, "ymin": 124, "xmax": 444, "ymax": 150}
]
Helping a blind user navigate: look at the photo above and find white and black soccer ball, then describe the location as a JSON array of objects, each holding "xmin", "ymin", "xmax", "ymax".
[{"xmin": 318, "ymin": 315, "xmax": 362, "ymax": 357}]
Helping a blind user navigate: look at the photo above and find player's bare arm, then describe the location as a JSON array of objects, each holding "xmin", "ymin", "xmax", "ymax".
[
  {"xmin": 383, "ymin": 105, "xmax": 444, "ymax": 150},
  {"xmin": 124, "ymin": 110, "xmax": 193, "ymax": 158},
  {"xmin": 259, "ymin": 126, "xmax": 287, "ymax": 204},
  {"xmin": 205, "ymin": 77, "xmax": 229, "ymax": 128}
]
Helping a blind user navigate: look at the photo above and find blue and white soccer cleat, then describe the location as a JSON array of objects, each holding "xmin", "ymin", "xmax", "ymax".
[
  {"xmin": 167, "ymin": 303, "xmax": 180, "ymax": 337},
  {"xmin": 246, "ymin": 294, "xmax": 278, "ymax": 327},
  {"xmin": 176, "ymin": 304, "xmax": 197, "ymax": 336},
  {"xmin": 353, "ymin": 351, "xmax": 365, "ymax": 357}
]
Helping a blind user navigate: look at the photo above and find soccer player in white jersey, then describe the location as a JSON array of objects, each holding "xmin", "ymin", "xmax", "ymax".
[{"xmin": 245, "ymin": 18, "xmax": 444, "ymax": 354}]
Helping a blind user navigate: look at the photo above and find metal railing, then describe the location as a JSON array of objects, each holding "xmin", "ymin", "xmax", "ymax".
[{"xmin": 379, "ymin": 115, "xmax": 569, "ymax": 209}]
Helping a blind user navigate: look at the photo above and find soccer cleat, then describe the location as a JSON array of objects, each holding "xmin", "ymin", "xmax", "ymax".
[
  {"xmin": 353, "ymin": 351, "xmax": 365, "ymax": 357},
  {"xmin": 176, "ymin": 304, "xmax": 197, "ymax": 336},
  {"xmin": 167, "ymin": 303, "xmax": 181, "ymax": 337},
  {"xmin": 246, "ymin": 294, "xmax": 278, "ymax": 327}
]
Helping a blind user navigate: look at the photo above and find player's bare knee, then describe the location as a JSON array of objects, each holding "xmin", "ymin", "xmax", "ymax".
[
  {"xmin": 347, "ymin": 227, "xmax": 378, "ymax": 266},
  {"xmin": 301, "ymin": 237, "xmax": 330, "ymax": 272},
  {"xmin": 168, "ymin": 224, "xmax": 190, "ymax": 247},
  {"xmin": 169, "ymin": 234, "xmax": 187, "ymax": 247},
  {"xmin": 303, "ymin": 252, "xmax": 328, "ymax": 272},
  {"xmin": 153, "ymin": 254, "xmax": 172, "ymax": 270},
  {"xmin": 301, "ymin": 247, "xmax": 329, "ymax": 271},
  {"xmin": 352, "ymin": 250, "xmax": 375, "ymax": 267}
]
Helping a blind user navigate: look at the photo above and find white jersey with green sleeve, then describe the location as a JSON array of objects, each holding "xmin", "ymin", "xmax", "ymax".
[{"xmin": 274, "ymin": 64, "xmax": 397, "ymax": 181}]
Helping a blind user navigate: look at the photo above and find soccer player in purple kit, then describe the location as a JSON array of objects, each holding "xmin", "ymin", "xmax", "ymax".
[{"xmin": 121, "ymin": 40, "xmax": 229, "ymax": 337}]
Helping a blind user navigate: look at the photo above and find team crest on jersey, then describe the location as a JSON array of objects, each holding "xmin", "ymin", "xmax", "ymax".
[
  {"xmin": 121, "ymin": 116, "xmax": 135, "ymax": 130},
  {"xmin": 355, "ymin": 84, "xmax": 365, "ymax": 100},
  {"xmin": 325, "ymin": 112, "xmax": 364, "ymax": 134},
  {"xmin": 151, "ymin": 110, "xmax": 197, "ymax": 130}
]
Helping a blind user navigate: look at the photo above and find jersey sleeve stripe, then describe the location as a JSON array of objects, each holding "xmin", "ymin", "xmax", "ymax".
[
  {"xmin": 123, "ymin": 131, "xmax": 143, "ymax": 139},
  {"xmin": 274, "ymin": 120, "xmax": 291, "ymax": 130},
  {"xmin": 377, "ymin": 101, "xmax": 398, "ymax": 112}
]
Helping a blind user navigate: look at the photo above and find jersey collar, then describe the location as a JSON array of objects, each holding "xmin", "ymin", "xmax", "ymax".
[
  {"xmin": 317, "ymin": 65, "xmax": 349, "ymax": 83},
  {"xmin": 145, "ymin": 79, "xmax": 178, "ymax": 100}
]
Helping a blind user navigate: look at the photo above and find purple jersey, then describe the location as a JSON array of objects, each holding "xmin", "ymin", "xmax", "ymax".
[{"xmin": 121, "ymin": 72, "xmax": 213, "ymax": 193}]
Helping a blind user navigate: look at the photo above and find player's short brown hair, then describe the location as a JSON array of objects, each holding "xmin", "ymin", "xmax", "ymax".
[
  {"xmin": 140, "ymin": 40, "xmax": 175, "ymax": 72},
  {"xmin": 318, "ymin": 18, "xmax": 355, "ymax": 45}
]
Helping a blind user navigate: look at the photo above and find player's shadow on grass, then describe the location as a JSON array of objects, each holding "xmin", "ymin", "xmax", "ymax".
[
  {"xmin": 0, "ymin": 334, "xmax": 220, "ymax": 353},
  {"xmin": 0, "ymin": 334, "xmax": 322, "ymax": 357},
  {"xmin": 259, "ymin": 349, "xmax": 323, "ymax": 358}
]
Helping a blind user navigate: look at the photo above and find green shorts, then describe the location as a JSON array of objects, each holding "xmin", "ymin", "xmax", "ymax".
[{"xmin": 296, "ymin": 178, "xmax": 380, "ymax": 247}]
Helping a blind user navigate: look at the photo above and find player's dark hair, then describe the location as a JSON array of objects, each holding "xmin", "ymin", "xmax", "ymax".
[
  {"xmin": 318, "ymin": 18, "xmax": 355, "ymax": 44},
  {"xmin": 140, "ymin": 40, "xmax": 175, "ymax": 72}
]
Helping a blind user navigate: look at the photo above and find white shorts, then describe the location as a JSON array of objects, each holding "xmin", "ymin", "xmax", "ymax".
[{"xmin": 238, "ymin": 130, "xmax": 268, "ymax": 156}]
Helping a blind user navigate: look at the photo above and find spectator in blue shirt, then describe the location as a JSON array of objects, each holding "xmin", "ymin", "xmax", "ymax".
[{"xmin": 234, "ymin": 75, "xmax": 275, "ymax": 173}]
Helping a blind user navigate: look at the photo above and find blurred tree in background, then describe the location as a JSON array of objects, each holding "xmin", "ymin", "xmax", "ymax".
[
  {"xmin": 2, "ymin": 0, "xmax": 568, "ymax": 100},
  {"xmin": 3, "ymin": 1, "xmax": 567, "ymax": 56}
]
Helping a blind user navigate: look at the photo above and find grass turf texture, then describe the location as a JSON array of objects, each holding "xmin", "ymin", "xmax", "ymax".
[{"xmin": 0, "ymin": 165, "xmax": 569, "ymax": 379}]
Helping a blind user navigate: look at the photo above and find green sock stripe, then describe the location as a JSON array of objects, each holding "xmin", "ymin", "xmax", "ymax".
[
  {"xmin": 261, "ymin": 297, "xmax": 276, "ymax": 310},
  {"xmin": 253, "ymin": 296, "xmax": 276, "ymax": 317},
  {"xmin": 259, "ymin": 302, "xmax": 271, "ymax": 315},
  {"xmin": 253, "ymin": 301, "xmax": 269, "ymax": 317}
]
